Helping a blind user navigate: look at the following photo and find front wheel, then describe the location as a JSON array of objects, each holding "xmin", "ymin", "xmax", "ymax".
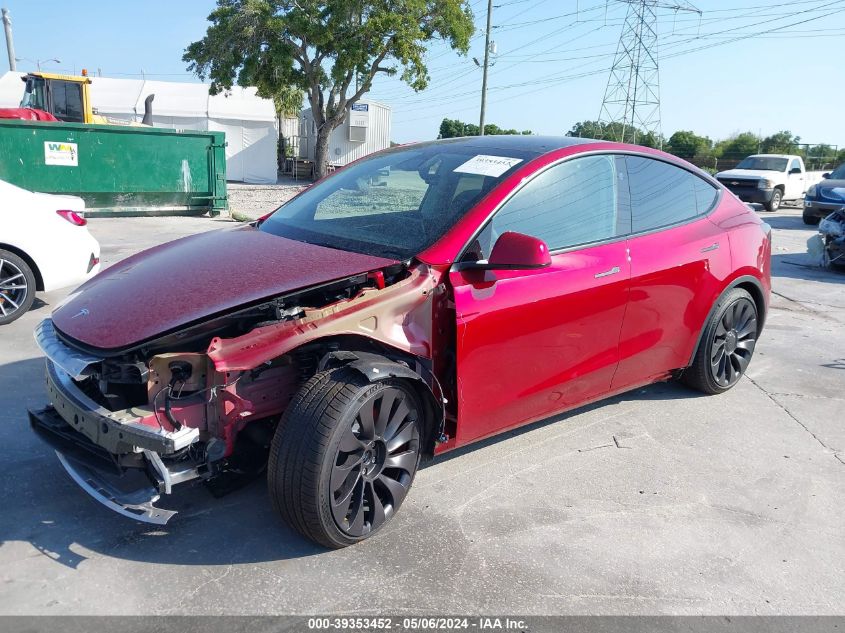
[
  {"xmin": 0, "ymin": 249, "xmax": 36, "ymax": 325},
  {"xmin": 803, "ymin": 211, "xmax": 821, "ymax": 225},
  {"xmin": 683, "ymin": 288, "xmax": 759, "ymax": 395},
  {"xmin": 764, "ymin": 188, "xmax": 782, "ymax": 212},
  {"xmin": 268, "ymin": 366, "xmax": 422, "ymax": 548}
]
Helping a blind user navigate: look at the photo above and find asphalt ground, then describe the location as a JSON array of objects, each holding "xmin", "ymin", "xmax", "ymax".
[{"xmin": 0, "ymin": 205, "xmax": 842, "ymax": 615}]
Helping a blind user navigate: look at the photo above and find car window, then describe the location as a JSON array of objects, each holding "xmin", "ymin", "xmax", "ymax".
[
  {"xmin": 51, "ymin": 81, "xmax": 84, "ymax": 123},
  {"xmin": 693, "ymin": 178, "xmax": 719, "ymax": 215},
  {"xmin": 473, "ymin": 154, "xmax": 621, "ymax": 256},
  {"xmin": 626, "ymin": 156, "xmax": 712, "ymax": 232},
  {"xmin": 314, "ymin": 167, "xmax": 428, "ymax": 220},
  {"xmin": 789, "ymin": 158, "xmax": 801, "ymax": 173},
  {"xmin": 261, "ymin": 143, "xmax": 536, "ymax": 260}
]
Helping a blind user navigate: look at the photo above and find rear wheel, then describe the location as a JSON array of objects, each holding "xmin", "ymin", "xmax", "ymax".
[
  {"xmin": 683, "ymin": 288, "xmax": 758, "ymax": 394},
  {"xmin": 268, "ymin": 366, "xmax": 422, "ymax": 548},
  {"xmin": 0, "ymin": 249, "xmax": 36, "ymax": 325},
  {"xmin": 803, "ymin": 210, "xmax": 821, "ymax": 225}
]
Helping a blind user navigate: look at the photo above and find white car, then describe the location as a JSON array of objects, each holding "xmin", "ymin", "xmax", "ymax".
[{"xmin": 0, "ymin": 179, "xmax": 101, "ymax": 325}]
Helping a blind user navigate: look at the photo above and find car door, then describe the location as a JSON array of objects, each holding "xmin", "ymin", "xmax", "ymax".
[
  {"xmin": 785, "ymin": 158, "xmax": 804, "ymax": 199},
  {"xmin": 449, "ymin": 154, "xmax": 632, "ymax": 444},
  {"xmin": 612, "ymin": 155, "xmax": 729, "ymax": 390}
]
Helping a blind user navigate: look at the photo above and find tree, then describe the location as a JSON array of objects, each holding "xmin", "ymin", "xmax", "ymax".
[
  {"xmin": 666, "ymin": 130, "xmax": 712, "ymax": 161},
  {"xmin": 272, "ymin": 85, "xmax": 305, "ymax": 118},
  {"xmin": 185, "ymin": 0, "xmax": 474, "ymax": 178},
  {"xmin": 761, "ymin": 130, "xmax": 800, "ymax": 154},
  {"xmin": 805, "ymin": 144, "xmax": 836, "ymax": 170},
  {"xmin": 714, "ymin": 132, "xmax": 761, "ymax": 161},
  {"xmin": 566, "ymin": 120, "xmax": 660, "ymax": 148},
  {"xmin": 437, "ymin": 117, "xmax": 532, "ymax": 138},
  {"xmin": 438, "ymin": 118, "xmax": 468, "ymax": 138}
]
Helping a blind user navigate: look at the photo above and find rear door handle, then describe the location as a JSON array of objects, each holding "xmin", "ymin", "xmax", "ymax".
[
  {"xmin": 700, "ymin": 242, "xmax": 720, "ymax": 253},
  {"xmin": 594, "ymin": 266, "xmax": 621, "ymax": 279}
]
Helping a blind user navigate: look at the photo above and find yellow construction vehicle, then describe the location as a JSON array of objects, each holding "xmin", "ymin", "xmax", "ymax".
[{"xmin": 14, "ymin": 70, "xmax": 152, "ymax": 125}]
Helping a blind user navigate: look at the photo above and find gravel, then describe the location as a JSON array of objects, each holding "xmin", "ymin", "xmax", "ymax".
[{"xmin": 227, "ymin": 177, "xmax": 308, "ymax": 219}]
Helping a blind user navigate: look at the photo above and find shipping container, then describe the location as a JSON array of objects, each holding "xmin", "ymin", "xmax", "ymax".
[{"xmin": 0, "ymin": 119, "xmax": 227, "ymax": 216}]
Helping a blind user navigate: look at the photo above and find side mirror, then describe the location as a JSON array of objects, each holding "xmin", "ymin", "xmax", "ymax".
[
  {"xmin": 789, "ymin": 167, "xmax": 802, "ymax": 175},
  {"xmin": 823, "ymin": 172, "xmax": 831, "ymax": 179},
  {"xmin": 464, "ymin": 231, "xmax": 551, "ymax": 270}
]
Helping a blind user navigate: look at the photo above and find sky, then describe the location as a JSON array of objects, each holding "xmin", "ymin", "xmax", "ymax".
[{"xmin": 2, "ymin": 0, "xmax": 843, "ymax": 146}]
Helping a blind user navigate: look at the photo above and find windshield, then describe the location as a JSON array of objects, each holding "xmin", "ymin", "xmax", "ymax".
[
  {"xmin": 829, "ymin": 163, "xmax": 845, "ymax": 180},
  {"xmin": 735, "ymin": 156, "xmax": 788, "ymax": 172},
  {"xmin": 259, "ymin": 143, "xmax": 536, "ymax": 259},
  {"xmin": 19, "ymin": 76, "xmax": 47, "ymax": 110}
]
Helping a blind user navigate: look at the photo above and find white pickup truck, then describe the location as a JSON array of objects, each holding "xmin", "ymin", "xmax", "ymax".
[{"xmin": 715, "ymin": 154, "xmax": 827, "ymax": 212}]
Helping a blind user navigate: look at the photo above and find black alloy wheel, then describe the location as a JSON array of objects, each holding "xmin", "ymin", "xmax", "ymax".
[
  {"xmin": 709, "ymin": 297, "xmax": 757, "ymax": 388},
  {"xmin": 329, "ymin": 385, "xmax": 420, "ymax": 537},
  {"xmin": 269, "ymin": 366, "xmax": 424, "ymax": 548},
  {"xmin": 683, "ymin": 287, "xmax": 759, "ymax": 395}
]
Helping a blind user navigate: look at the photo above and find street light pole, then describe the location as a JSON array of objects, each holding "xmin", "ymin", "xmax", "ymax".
[
  {"xmin": 478, "ymin": 0, "xmax": 493, "ymax": 137},
  {"xmin": 1, "ymin": 7, "xmax": 16, "ymax": 72}
]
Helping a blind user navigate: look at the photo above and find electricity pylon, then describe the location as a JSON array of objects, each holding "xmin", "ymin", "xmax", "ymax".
[{"xmin": 597, "ymin": 0, "xmax": 700, "ymax": 147}]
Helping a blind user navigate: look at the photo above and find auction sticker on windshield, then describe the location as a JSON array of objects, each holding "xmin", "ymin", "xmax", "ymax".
[{"xmin": 454, "ymin": 154, "xmax": 522, "ymax": 177}]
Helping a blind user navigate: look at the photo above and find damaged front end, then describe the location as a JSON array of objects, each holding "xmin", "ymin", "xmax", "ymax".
[
  {"xmin": 29, "ymin": 262, "xmax": 447, "ymax": 524},
  {"xmin": 818, "ymin": 210, "xmax": 845, "ymax": 268}
]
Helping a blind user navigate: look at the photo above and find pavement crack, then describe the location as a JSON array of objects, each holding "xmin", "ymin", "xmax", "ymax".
[{"xmin": 745, "ymin": 375, "xmax": 840, "ymax": 464}]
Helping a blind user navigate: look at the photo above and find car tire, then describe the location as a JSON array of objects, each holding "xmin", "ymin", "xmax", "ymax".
[
  {"xmin": 0, "ymin": 249, "xmax": 37, "ymax": 325},
  {"xmin": 802, "ymin": 211, "xmax": 821, "ymax": 225},
  {"xmin": 764, "ymin": 188, "xmax": 782, "ymax": 212},
  {"xmin": 268, "ymin": 365, "xmax": 423, "ymax": 548},
  {"xmin": 682, "ymin": 288, "xmax": 759, "ymax": 395}
]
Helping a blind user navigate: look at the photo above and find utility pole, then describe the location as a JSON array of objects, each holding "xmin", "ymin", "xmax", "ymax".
[
  {"xmin": 597, "ymin": 0, "xmax": 700, "ymax": 147},
  {"xmin": 1, "ymin": 7, "xmax": 15, "ymax": 72},
  {"xmin": 478, "ymin": 0, "xmax": 493, "ymax": 137}
]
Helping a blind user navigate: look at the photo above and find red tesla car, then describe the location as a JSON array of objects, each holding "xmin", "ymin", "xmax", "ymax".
[{"xmin": 30, "ymin": 136, "xmax": 771, "ymax": 548}]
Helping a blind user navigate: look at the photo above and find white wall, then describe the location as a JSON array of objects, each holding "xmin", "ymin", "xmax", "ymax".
[
  {"xmin": 91, "ymin": 77, "xmax": 279, "ymax": 184},
  {"xmin": 0, "ymin": 71, "xmax": 25, "ymax": 107},
  {"xmin": 301, "ymin": 100, "xmax": 392, "ymax": 166}
]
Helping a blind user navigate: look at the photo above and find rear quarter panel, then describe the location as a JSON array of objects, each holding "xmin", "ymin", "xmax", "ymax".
[{"xmin": 710, "ymin": 199, "xmax": 772, "ymax": 316}]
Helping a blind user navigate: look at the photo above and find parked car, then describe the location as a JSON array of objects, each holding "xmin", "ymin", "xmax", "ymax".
[
  {"xmin": 716, "ymin": 154, "xmax": 826, "ymax": 212},
  {"xmin": 29, "ymin": 136, "xmax": 771, "ymax": 548},
  {"xmin": 0, "ymin": 179, "xmax": 100, "ymax": 325},
  {"xmin": 803, "ymin": 162, "xmax": 845, "ymax": 225}
]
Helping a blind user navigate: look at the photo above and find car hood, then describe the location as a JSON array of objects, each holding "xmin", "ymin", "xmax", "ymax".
[
  {"xmin": 815, "ymin": 179, "xmax": 845, "ymax": 199},
  {"xmin": 715, "ymin": 169, "xmax": 777, "ymax": 180},
  {"xmin": 52, "ymin": 225, "xmax": 398, "ymax": 351}
]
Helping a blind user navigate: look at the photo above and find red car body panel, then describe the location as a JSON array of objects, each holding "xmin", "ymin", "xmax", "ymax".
[
  {"xmin": 450, "ymin": 240, "xmax": 630, "ymax": 444},
  {"xmin": 52, "ymin": 226, "xmax": 398, "ymax": 350},
  {"xmin": 612, "ymin": 215, "xmax": 732, "ymax": 389}
]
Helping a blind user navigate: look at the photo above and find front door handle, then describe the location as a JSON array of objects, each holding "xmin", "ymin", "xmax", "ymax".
[
  {"xmin": 594, "ymin": 266, "xmax": 621, "ymax": 279},
  {"xmin": 700, "ymin": 242, "xmax": 719, "ymax": 253}
]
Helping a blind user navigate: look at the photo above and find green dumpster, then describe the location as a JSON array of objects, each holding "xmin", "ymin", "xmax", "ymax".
[{"xmin": 0, "ymin": 119, "xmax": 227, "ymax": 217}]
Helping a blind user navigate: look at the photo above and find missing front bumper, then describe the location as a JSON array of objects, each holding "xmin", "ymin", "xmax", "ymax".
[
  {"xmin": 56, "ymin": 452, "xmax": 176, "ymax": 525},
  {"xmin": 29, "ymin": 406, "xmax": 180, "ymax": 525}
]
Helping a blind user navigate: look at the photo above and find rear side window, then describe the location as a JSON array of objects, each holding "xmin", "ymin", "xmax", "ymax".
[
  {"xmin": 489, "ymin": 154, "xmax": 621, "ymax": 251},
  {"xmin": 626, "ymin": 156, "xmax": 716, "ymax": 233}
]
